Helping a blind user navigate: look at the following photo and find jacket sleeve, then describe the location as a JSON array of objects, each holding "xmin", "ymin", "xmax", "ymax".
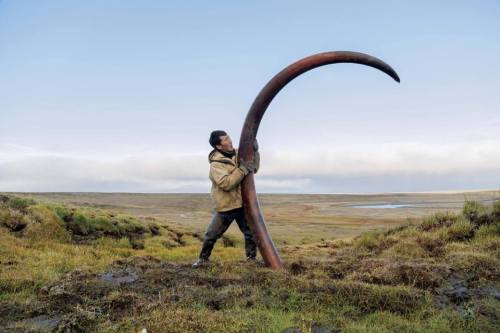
[{"xmin": 209, "ymin": 162, "xmax": 246, "ymax": 191}]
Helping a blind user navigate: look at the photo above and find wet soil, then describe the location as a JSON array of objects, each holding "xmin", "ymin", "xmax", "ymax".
[
  {"xmin": 1, "ymin": 256, "xmax": 498, "ymax": 332},
  {"xmin": 1, "ymin": 256, "xmax": 251, "ymax": 332}
]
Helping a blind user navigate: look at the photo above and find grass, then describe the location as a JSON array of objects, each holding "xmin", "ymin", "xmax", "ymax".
[
  {"xmin": 12, "ymin": 191, "xmax": 500, "ymax": 244},
  {"xmin": 0, "ymin": 194, "xmax": 499, "ymax": 332}
]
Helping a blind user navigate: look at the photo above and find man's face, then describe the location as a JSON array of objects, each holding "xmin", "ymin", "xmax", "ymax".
[{"xmin": 216, "ymin": 135, "xmax": 234, "ymax": 152}]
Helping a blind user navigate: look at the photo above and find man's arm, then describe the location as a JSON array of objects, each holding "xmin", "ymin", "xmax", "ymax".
[{"xmin": 209, "ymin": 162, "xmax": 247, "ymax": 192}]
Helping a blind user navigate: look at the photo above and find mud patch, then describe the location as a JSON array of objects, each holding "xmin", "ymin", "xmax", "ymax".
[
  {"xmin": 39, "ymin": 270, "xmax": 112, "ymax": 312},
  {"xmin": 53, "ymin": 307, "xmax": 98, "ymax": 333},
  {"xmin": 434, "ymin": 273, "xmax": 500, "ymax": 308}
]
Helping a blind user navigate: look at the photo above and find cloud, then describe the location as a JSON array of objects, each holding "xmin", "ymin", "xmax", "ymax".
[
  {"xmin": 1, "ymin": 141, "xmax": 499, "ymax": 192},
  {"xmin": 260, "ymin": 141, "xmax": 500, "ymax": 176}
]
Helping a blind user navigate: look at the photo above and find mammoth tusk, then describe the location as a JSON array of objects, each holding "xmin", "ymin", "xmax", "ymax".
[{"xmin": 238, "ymin": 51, "xmax": 400, "ymax": 269}]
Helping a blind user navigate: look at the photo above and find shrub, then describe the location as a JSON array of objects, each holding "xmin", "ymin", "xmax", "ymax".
[
  {"xmin": 54, "ymin": 205, "xmax": 149, "ymax": 240},
  {"xmin": 23, "ymin": 206, "xmax": 71, "ymax": 242},
  {"xmin": 446, "ymin": 251, "xmax": 498, "ymax": 280},
  {"xmin": 0, "ymin": 209, "xmax": 29, "ymax": 231},
  {"xmin": 383, "ymin": 240, "xmax": 429, "ymax": 259},
  {"xmin": 149, "ymin": 223, "xmax": 161, "ymax": 235},
  {"xmin": 475, "ymin": 223, "xmax": 500, "ymax": 239},
  {"xmin": 438, "ymin": 218, "xmax": 474, "ymax": 242},
  {"xmin": 463, "ymin": 200, "xmax": 492, "ymax": 227},
  {"xmin": 54, "ymin": 206, "xmax": 74, "ymax": 222},
  {"xmin": 419, "ymin": 211, "xmax": 459, "ymax": 231},
  {"xmin": 7, "ymin": 197, "xmax": 36, "ymax": 212},
  {"xmin": 0, "ymin": 194, "xmax": 36, "ymax": 212},
  {"xmin": 473, "ymin": 224, "xmax": 500, "ymax": 251},
  {"xmin": 492, "ymin": 200, "xmax": 500, "ymax": 223},
  {"xmin": 353, "ymin": 259, "xmax": 447, "ymax": 289},
  {"xmin": 415, "ymin": 235, "xmax": 446, "ymax": 257},
  {"xmin": 93, "ymin": 216, "xmax": 120, "ymax": 236},
  {"xmin": 67, "ymin": 212, "xmax": 94, "ymax": 236},
  {"xmin": 355, "ymin": 231, "xmax": 386, "ymax": 251},
  {"xmin": 327, "ymin": 281, "xmax": 428, "ymax": 314}
]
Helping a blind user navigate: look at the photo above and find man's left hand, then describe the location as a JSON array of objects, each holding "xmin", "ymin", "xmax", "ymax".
[
  {"xmin": 253, "ymin": 138, "xmax": 259, "ymax": 152},
  {"xmin": 239, "ymin": 159, "xmax": 256, "ymax": 174}
]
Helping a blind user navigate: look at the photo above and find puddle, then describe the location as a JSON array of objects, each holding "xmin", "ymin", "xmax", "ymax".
[
  {"xmin": 15, "ymin": 315, "xmax": 63, "ymax": 332},
  {"xmin": 350, "ymin": 203, "xmax": 415, "ymax": 209},
  {"xmin": 100, "ymin": 268, "xmax": 138, "ymax": 285}
]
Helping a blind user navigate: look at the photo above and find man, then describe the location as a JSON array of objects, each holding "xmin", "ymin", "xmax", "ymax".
[{"xmin": 192, "ymin": 130, "xmax": 260, "ymax": 267}]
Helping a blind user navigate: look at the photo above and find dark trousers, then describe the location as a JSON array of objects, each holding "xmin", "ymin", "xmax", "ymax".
[{"xmin": 199, "ymin": 207, "xmax": 257, "ymax": 260}]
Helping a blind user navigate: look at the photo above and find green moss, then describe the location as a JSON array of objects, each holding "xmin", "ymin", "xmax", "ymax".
[{"xmin": 53, "ymin": 205, "xmax": 148, "ymax": 240}]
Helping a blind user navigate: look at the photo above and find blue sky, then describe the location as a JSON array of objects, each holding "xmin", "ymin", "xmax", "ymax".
[{"xmin": 1, "ymin": 0, "xmax": 499, "ymax": 193}]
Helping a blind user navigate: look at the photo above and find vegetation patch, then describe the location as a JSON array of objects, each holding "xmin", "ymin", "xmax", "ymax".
[{"xmin": 0, "ymin": 195, "xmax": 499, "ymax": 332}]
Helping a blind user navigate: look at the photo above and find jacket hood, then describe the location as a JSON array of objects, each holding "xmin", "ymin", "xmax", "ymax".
[{"xmin": 208, "ymin": 148, "xmax": 238, "ymax": 165}]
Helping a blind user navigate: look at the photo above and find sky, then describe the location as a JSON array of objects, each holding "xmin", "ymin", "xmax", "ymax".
[{"xmin": 1, "ymin": 0, "xmax": 499, "ymax": 193}]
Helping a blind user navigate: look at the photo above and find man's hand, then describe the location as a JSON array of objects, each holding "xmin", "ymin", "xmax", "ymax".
[
  {"xmin": 239, "ymin": 159, "xmax": 256, "ymax": 175},
  {"xmin": 253, "ymin": 138, "xmax": 259, "ymax": 152}
]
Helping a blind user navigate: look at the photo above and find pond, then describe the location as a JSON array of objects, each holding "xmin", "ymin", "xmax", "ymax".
[{"xmin": 350, "ymin": 203, "xmax": 415, "ymax": 209}]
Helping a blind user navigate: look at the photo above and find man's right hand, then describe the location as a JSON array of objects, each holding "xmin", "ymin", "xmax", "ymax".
[{"xmin": 239, "ymin": 159, "xmax": 256, "ymax": 175}]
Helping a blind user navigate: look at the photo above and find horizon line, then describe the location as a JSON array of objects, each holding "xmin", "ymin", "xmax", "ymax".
[{"xmin": 2, "ymin": 188, "xmax": 499, "ymax": 196}]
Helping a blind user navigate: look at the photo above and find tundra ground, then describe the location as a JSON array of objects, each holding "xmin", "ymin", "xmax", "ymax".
[{"xmin": 0, "ymin": 192, "xmax": 499, "ymax": 332}]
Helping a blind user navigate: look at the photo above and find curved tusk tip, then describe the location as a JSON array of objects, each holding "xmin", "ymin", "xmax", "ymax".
[
  {"xmin": 393, "ymin": 72, "xmax": 401, "ymax": 83},
  {"xmin": 384, "ymin": 66, "xmax": 400, "ymax": 83}
]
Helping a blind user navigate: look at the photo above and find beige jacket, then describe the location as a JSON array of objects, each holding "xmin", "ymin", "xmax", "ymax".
[{"xmin": 208, "ymin": 148, "xmax": 260, "ymax": 212}]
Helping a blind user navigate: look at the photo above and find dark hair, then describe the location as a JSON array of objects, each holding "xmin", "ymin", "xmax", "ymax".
[{"xmin": 209, "ymin": 130, "xmax": 227, "ymax": 148}]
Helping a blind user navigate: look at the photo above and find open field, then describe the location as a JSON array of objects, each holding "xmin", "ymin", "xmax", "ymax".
[
  {"xmin": 10, "ymin": 190, "xmax": 500, "ymax": 244},
  {"xmin": 1, "ymin": 191, "xmax": 499, "ymax": 332}
]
